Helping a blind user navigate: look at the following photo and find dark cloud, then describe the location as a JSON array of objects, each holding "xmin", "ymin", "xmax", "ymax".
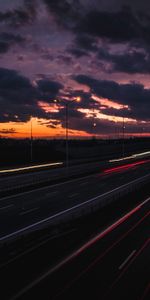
[
  {"xmin": 46, "ymin": 120, "xmax": 61, "ymax": 129},
  {"xmin": 50, "ymin": 104, "xmax": 119, "ymax": 135},
  {"xmin": 56, "ymin": 106, "xmax": 84, "ymax": 121},
  {"xmin": 74, "ymin": 74, "xmax": 150, "ymax": 120},
  {"xmin": 99, "ymin": 0, "xmax": 150, "ymax": 13},
  {"xmin": 37, "ymin": 79, "xmax": 63, "ymax": 101},
  {"xmin": 71, "ymin": 5, "xmax": 150, "ymax": 53},
  {"xmin": 0, "ymin": 67, "xmax": 36, "ymax": 122},
  {"xmin": 69, "ymin": 117, "xmax": 118, "ymax": 135},
  {"xmin": 0, "ymin": 67, "xmax": 33, "ymax": 92},
  {"xmin": 76, "ymin": 7, "xmax": 142, "ymax": 44},
  {"xmin": 0, "ymin": 67, "xmax": 63, "ymax": 123},
  {"xmin": 64, "ymin": 89, "xmax": 97, "ymax": 109},
  {"xmin": 68, "ymin": 47, "xmax": 89, "ymax": 58},
  {"xmin": 56, "ymin": 55, "xmax": 73, "ymax": 65},
  {"xmin": 0, "ymin": 1, "xmax": 150, "ymax": 137},
  {"xmin": 0, "ymin": 0, "xmax": 36, "ymax": 27},
  {"xmin": 43, "ymin": 1, "xmax": 150, "ymax": 71},
  {"xmin": 69, "ymin": 34, "xmax": 98, "ymax": 57},
  {"xmin": 98, "ymin": 47, "xmax": 150, "ymax": 74},
  {"xmin": 0, "ymin": 128, "xmax": 17, "ymax": 134},
  {"xmin": 42, "ymin": 104, "xmax": 120, "ymax": 135},
  {"xmin": 43, "ymin": 0, "xmax": 82, "ymax": 28},
  {"xmin": 0, "ymin": 32, "xmax": 25, "ymax": 53},
  {"xmin": 75, "ymin": 34, "xmax": 98, "ymax": 52}
]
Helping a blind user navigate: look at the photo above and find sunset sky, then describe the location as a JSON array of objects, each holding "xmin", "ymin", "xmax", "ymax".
[{"xmin": 0, "ymin": 0, "xmax": 150, "ymax": 138}]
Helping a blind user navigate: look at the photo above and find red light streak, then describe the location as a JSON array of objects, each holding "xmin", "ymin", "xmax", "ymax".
[
  {"xmin": 52, "ymin": 209, "xmax": 150, "ymax": 298},
  {"xmin": 140, "ymin": 282, "xmax": 150, "ymax": 300},
  {"xmin": 104, "ymin": 160, "xmax": 149, "ymax": 174}
]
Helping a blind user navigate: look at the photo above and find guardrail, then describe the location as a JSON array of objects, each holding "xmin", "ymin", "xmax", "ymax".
[{"xmin": 0, "ymin": 172, "xmax": 150, "ymax": 245}]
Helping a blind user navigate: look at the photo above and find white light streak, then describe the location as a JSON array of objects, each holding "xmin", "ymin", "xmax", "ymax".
[
  {"xmin": 109, "ymin": 151, "xmax": 150, "ymax": 162},
  {"xmin": 0, "ymin": 162, "xmax": 63, "ymax": 174}
]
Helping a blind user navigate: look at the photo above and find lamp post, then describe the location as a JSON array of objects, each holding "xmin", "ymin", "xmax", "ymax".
[
  {"xmin": 30, "ymin": 117, "xmax": 33, "ymax": 163},
  {"xmin": 122, "ymin": 107, "xmax": 125, "ymax": 158},
  {"xmin": 54, "ymin": 97, "xmax": 81, "ymax": 173},
  {"xmin": 65, "ymin": 102, "xmax": 69, "ymax": 170},
  {"xmin": 92, "ymin": 106, "xmax": 96, "ymax": 140}
]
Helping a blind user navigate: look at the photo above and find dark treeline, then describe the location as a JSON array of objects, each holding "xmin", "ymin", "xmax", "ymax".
[{"xmin": 0, "ymin": 137, "xmax": 150, "ymax": 167}]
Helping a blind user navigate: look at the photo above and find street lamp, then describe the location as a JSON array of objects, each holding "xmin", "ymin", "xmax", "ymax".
[
  {"xmin": 54, "ymin": 97, "xmax": 81, "ymax": 173},
  {"xmin": 92, "ymin": 104, "xmax": 97, "ymax": 140}
]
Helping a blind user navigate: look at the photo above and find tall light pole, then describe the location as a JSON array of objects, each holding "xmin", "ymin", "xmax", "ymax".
[
  {"xmin": 54, "ymin": 97, "xmax": 81, "ymax": 173},
  {"xmin": 92, "ymin": 105, "xmax": 96, "ymax": 140},
  {"xmin": 122, "ymin": 107, "xmax": 125, "ymax": 158},
  {"xmin": 30, "ymin": 117, "xmax": 33, "ymax": 163},
  {"xmin": 65, "ymin": 102, "xmax": 69, "ymax": 170}
]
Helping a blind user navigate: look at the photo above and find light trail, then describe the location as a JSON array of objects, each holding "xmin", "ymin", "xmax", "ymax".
[
  {"xmin": 0, "ymin": 162, "xmax": 63, "ymax": 174},
  {"xmin": 104, "ymin": 160, "xmax": 149, "ymax": 174},
  {"xmin": 109, "ymin": 151, "xmax": 150, "ymax": 162},
  {"xmin": 10, "ymin": 197, "xmax": 150, "ymax": 300}
]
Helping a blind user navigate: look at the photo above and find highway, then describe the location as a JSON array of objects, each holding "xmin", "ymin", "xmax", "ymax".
[
  {"xmin": 0, "ymin": 159, "xmax": 150, "ymax": 240},
  {"xmin": 0, "ymin": 159, "xmax": 107, "ymax": 195},
  {"xmin": 5, "ymin": 194, "xmax": 150, "ymax": 300},
  {"xmin": 0, "ymin": 150, "xmax": 150, "ymax": 196}
]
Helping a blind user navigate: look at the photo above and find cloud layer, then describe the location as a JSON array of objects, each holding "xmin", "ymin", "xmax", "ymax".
[{"xmin": 0, "ymin": 0, "xmax": 150, "ymax": 137}]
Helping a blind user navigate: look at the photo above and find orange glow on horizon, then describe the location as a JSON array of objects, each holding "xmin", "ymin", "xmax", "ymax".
[
  {"xmin": 0, "ymin": 118, "xmax": 90, "ymax": 139},
  {"xmin": 0, "ymin": 117, "xmax": 149, "ymax": 139}
]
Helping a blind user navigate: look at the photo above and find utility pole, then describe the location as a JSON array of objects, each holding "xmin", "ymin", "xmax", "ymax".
[
  {"xmin": 122, "ymin": 112, "xmax": 125, "ymax": 158},
  {"xmin": 65, "ymin": 103, "xmax": 69, "ymax": 171},
  {"xmin": 54, "ymin": 97, "xmax": 81, "ymax": 174},
  {"xmin": 30, "ymin": 117, "xmax": 33, "ymax": 162}
]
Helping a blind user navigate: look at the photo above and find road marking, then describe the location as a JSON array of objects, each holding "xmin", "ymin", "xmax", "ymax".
[
  {"xmin": 19, "ymin": 207, "xmax": 39, "ymax": 216},
  {"xmin": 69, "ymin": 193, "xmax": 79, "ymax": 198},
  {"xmin": 104, "ymin": 239, "xmax": 150, "ymax": 300},
  {"xmin": 0, "ymin": 204, "xmax": 14, "ymax": 210},
  {"xmin": 119, "ymin": 250, "xmax": 136, "ymax": 270}
]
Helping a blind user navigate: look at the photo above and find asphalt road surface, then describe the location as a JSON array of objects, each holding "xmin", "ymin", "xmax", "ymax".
[
  {"xmin": 0, "ymin": 159, "xmax": 150, "ymax": 240},
  {"xmin": 10, "ymin": 195, "xmax": 150, "ymax": 300}
]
